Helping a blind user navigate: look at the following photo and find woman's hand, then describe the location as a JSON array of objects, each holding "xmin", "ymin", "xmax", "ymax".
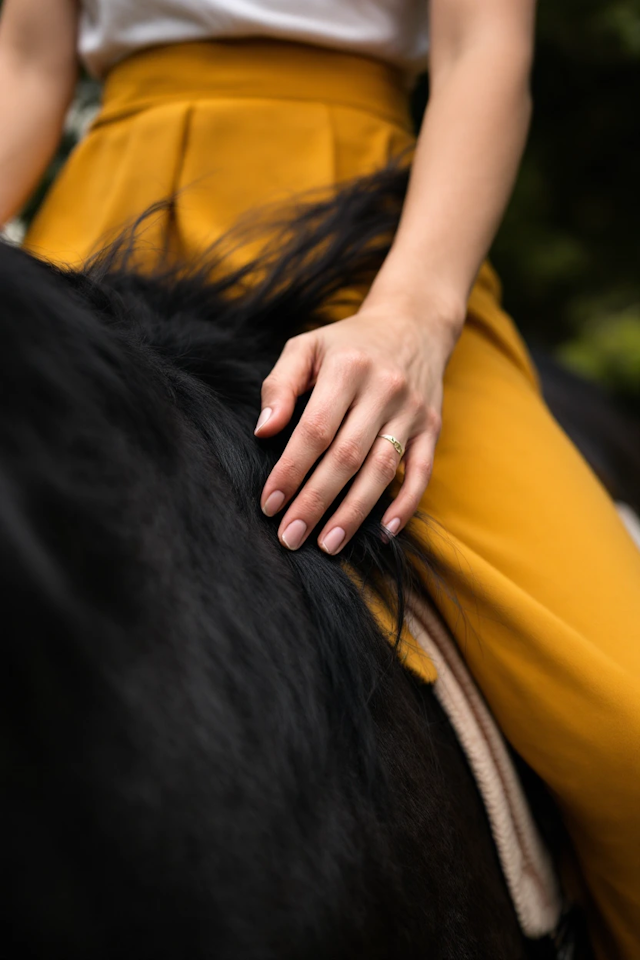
[
  {"xmin": 254, "ymin": 0, "xmax": 535, "ymax": 555},
  {"xmin": 255, "ymin": 294, "xmax": 464, "ymax": 554}
]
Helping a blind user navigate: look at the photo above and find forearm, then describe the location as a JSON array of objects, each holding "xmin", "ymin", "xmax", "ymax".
[
  {"xmin": 0, "ymin": 0, "xmax": 79, "ymax": 226},
  {"xmin": 369, "ymin": 41, "xmax": 533, "ymax": 336}
]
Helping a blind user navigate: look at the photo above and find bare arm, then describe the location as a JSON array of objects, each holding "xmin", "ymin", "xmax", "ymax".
[
  {"xmin": 368, "ymin": 0, "xmax": 536, "ymax": 334},
  {"xmin": 0, "ymin": 0, "xmax": 79, "ymax": 225},
  {"xmin": 256, "ymin": 0, "xmax": 537, "ymax": 555}
]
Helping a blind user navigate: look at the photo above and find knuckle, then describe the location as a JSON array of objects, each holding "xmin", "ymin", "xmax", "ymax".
[
  {"xmin": 344, "ymin": 498, "xmax": 369, "ymax": 527},
  {"xmin": 300, "ymin": 412, "xmax": 332, "ymax": 449},
  {"xmin": 261, "ymin": 373, "xmax": 278, "ymax": 396},
  {"xmin": 333, "ymin": 437, "xmax": 364, "ymax": 473},
  {"xmin": 300, "ymin": 486, "xmax": 327, "ymax": 517},
  {"xmin": 339, "ymin": 350, "xmax": 370, "ymax": 377},
  {"xmin": 427, "ymin": 409, "xmax": 442, "ymax": 436},
  {"xmin": 283, "ymin": 334, "xmax": 303, "ymax": 353},
  {"xmin": 412, "ymin": 458, "xmax": 433, "ymax": 484},
  {"xmin": 401, "ymin": 491, "xmax": 423, "ymax": 517},
  {"xmin": 373, "ymin": 448, "xmax": 401, "ymax": 485},
  {"xmin": 274, "ymin": 454, "xmax": 301, "ymax": 488},
  {"xmin": 408, "ymin": 390, "xmax": 427, "ymax": 419},
  {"xmin": 379, "ymin": 368, "xmax": 407, "ymax": 399}
]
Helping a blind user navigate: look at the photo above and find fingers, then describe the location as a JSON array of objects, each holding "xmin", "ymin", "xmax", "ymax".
[
  {"xmin": 274, "ymin": 405, "xmax": 387, "ymax": 550},
  {"xmin": 313, "ymin": 426, "xmax": 414, "ymax": 555},
  {"xmin": 315, "ymin": 425, "xmax": 437, "ymax": 555},
  {"xmin": 260, "ymin": 355, "xmax": 373, "ymax": 520},
  {"xmin": 264, "ymin": 402, "xmax": 439, "ymax": 554},
  {"xmin": 254, "ymin": 328, "xmax": 442, "ymax": 552},
  {"xmin": 379, "ymin": 431, "xmax": 435, "ymax": 538},
  {"xmin": 254, "ymin": 335, "xmax": 317, "ymax": 438}
]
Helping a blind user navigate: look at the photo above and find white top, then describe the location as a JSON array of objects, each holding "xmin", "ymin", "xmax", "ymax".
[{"xmin": 78, "ymin": 0, "xmax": 429, "ymax": 79}]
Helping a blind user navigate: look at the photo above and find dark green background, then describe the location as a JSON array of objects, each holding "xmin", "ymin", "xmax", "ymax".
[
  {"xmin": 494, "ymin": 2, "xmax": 640, "ymax": 413},
  {"xmin": 13, "ymin": 1, "xmax": 640, "ymax": 411}
]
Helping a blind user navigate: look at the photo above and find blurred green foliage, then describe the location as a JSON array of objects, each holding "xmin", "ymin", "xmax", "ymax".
[
  {"xmin": 491, "ymin": 0, "xmax": 640, "ymax": 411},
  {"xmin": 12, "ymin": 0, "xmax": 640, "ymax": 409}
]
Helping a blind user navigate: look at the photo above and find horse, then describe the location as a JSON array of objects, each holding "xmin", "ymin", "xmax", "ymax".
[{"xmin": 0, "ymin": 168, "xmax": 604, "ymax": 959}]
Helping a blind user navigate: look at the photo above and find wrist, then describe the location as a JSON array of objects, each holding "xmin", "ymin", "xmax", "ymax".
[
  {"xmin": 365, "ymin": 263, "xmax": 467, "ymax": 341},
  {"xmin": 358, "ymin": 286, "xmax": 465, "ymax": 372}
]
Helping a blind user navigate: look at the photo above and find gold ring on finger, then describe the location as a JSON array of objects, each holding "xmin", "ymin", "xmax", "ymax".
[{"xmin": 378, "ymin": 434, "xmax": 405, "ymax": 458}]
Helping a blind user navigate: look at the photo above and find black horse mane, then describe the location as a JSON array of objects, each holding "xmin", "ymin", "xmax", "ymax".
[
  {"xmin": 58, "ymin": 165, "xmax": 443, "ymax": 637},
  {"xmin": 0, "ymin": 168, "xmax": 560, "ymax": 958}
]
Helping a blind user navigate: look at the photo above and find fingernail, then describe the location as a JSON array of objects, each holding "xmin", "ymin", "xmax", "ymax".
[
  {"xmin": 281, "ymin": 519, "xmax": 307, "ymax": 550},
  {"xmin": 262, "ymin": 490, "xmax": 285, "ymax": 517},
  {"xmin": 254, "ymin": 407, "xmax": 273, "ymax": 434},
  {"xmin": 383, "ymin": 517, "xmax": 401, "ymax": 538},
  {"xmin": 320, "ymin": 527, "xmax": 346, "ymax": 555}
]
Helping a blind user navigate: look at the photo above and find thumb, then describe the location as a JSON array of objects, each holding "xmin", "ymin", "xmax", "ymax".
[{"xmin": 254, "ymin": 335, "xmax": 317, "ymax": 437}]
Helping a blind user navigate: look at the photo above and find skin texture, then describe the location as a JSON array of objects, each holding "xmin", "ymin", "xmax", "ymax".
[
  {"xmin": 0, "ymin": 0, "xmax": 79, "ymax": 225},
  {"xmin": 257, "ymin": 0, "xmax": 537, "ymax": 554}
]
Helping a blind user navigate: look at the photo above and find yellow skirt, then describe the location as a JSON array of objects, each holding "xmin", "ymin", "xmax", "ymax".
[{"xmin": 26, "ymin": 40, "xmax": 640, "ymax": 959}]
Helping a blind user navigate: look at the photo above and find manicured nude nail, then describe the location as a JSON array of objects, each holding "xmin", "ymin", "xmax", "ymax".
[
  {"xmin": 254, "ymin": 407, "xmax": 273, "ymax": 434},
  {"xmin": 281, "ymin": 519, "xmax": 307, "ymax": 550},
  {"xmin": 383, "ymin": 517, "xmax": 401, "ymax": 537},
  {"xmin": 320, "ymin": 527, "xmax": 346, "ymax": 555},
  {"xmin": 262, "ymin": 490, "xmax": 285, "ymax": 517}
]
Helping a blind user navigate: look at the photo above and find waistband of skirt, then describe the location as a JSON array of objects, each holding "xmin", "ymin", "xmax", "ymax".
[{"xmin": 96, "ymin": 39, "xmax": 413, "ymax": 131}]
